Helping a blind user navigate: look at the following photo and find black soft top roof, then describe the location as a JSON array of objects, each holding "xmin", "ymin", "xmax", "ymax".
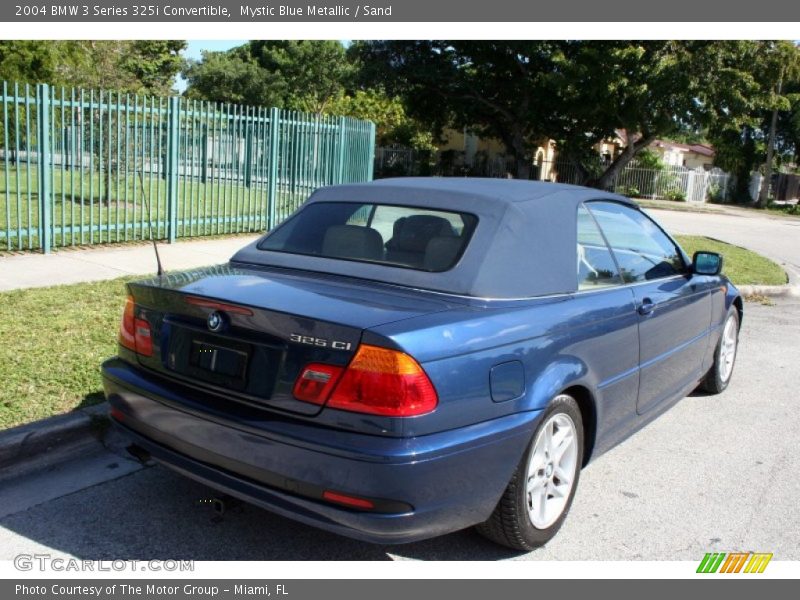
[{"xmin": 231, "ymin": 178, "xmax": 635, "ymax": 298}]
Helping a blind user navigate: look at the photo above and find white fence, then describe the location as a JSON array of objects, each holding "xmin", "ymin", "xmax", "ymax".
[
  {"xmin": 374, "ymin": 147, "xmax": 734, "ymax": 203},
  {"xmin": 616, "ymin": 163, "xmax": 733, "ymax": 203},
  {"xmin": 540, "ymin": 159, "xmax": 733, "ymax": 203}
]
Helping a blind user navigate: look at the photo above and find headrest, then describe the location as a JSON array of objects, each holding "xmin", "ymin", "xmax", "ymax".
[{"xmin": 322, "ymin": 225, "xmax": 384, "ymax": 261}]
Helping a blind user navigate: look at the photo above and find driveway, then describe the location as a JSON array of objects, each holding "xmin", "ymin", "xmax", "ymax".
[
  {"xmin": 1, "ymin": 207, "xmax": 798, "ymax": 561},
  {"xmin": 647, "ymin": 208, "xmax": 800, "ymax": 284}
]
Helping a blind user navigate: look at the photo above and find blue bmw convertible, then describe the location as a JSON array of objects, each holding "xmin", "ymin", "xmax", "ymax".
[{"xmin": 102, "ymin": 178, "xmax": 741, "ymax": 550}]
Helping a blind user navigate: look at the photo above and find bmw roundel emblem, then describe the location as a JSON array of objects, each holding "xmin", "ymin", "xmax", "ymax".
[{"xmin": 207, "ymin": 311, "xmax": 225, "ymax": 332}]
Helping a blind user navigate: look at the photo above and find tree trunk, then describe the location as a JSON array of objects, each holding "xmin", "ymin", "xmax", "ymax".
[
  {"xmin": 758, "ymin": 76, "xmax": 783, "ymax": 208},
  {"xmin": 591, "ymin": 134, "xmax": 656, "ymax": 190},
  {"xmin": 497, "ymin": 127, "xmax": 531, "ymax": 180},
  {"xmin": 757, "ymin": 106, "xmax": 779, "ymax": 208},
  {"xmin": 515, "ymin": 155, "xmax": 531, "ymax": 180}
]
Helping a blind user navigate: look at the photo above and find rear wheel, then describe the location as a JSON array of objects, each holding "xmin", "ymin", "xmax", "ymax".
[
  {"xmin": 476, "ymin": 394, "xmax": 584, "ymax": 551},
  {"xmin": 701, "ymin": 308, "xmax": 739, "ymax": 394}
]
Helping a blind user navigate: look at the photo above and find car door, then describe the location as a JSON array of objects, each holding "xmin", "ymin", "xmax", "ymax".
[{"xmin": 586, "ymin": 201, "xmax": 713, "ymax": 415}]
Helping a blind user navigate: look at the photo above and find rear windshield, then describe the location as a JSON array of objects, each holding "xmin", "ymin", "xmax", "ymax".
[{"xmin": 258, "ymin": 202, "xmax": 478, "ymax": 272}]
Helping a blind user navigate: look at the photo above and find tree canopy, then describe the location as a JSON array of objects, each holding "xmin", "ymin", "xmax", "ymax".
[
  {"xmin": 4, "ymin": 39, "xmax": 799, "ymax": 193},
  {"xmin": 352, "ymin": 40, "xmax": 795, "ymax": 183},
  {"xmin": 183, "ymin": 41, "xmax": 354, "ymax": 113},
  {"xmin": 0, "ymin": 40, "xmax": 186, "ymax": 95}
]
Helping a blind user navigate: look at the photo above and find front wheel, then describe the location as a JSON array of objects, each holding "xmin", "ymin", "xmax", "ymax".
[
  {"xmin": 701, "ymin": 307, "xmax": 740, "ymax": 394},
  {"xmin": 476, "ymin": 394, "xmax": 584, "ymax": 551}
]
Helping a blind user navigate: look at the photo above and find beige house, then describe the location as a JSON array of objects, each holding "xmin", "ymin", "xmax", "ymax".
[
  {"xmin": 434, "ymin": 127, "xmax": 716, "ymax": 176},
  {"xmin": 438, "ymin": 127, "xmax": 556, "ymax": 179},
  {"xmin": 648, "ymin": 140, "xmax": 716, "ymax": 170}
]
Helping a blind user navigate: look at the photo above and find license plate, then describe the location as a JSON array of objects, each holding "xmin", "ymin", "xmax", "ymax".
[{"xmin": 189, "ymin": 341, "xmax": 249, "ymax": 380}]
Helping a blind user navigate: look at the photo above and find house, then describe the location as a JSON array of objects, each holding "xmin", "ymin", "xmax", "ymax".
[
  {"xmin": 649, "ymin": 140, "xmax": 716, "ymax": 170},
  {"xmin": 438, "ymin": 127, "xmax": 556, "ymax": 179}
]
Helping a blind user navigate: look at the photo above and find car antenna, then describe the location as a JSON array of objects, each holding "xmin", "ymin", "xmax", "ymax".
[{"xmin": 137, "ymin": 167, "xmax": 165, "ymax": 277}]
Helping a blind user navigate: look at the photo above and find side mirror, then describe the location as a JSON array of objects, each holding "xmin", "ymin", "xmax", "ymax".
[{"xmin": 692, "ymin": 251, "xmax": 723, "ymax": 276}]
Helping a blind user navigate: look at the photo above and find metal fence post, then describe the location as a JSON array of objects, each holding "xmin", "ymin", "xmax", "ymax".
[
  {"xmin": 367, "ymin": 121, "xmax": 376, "ymax": 181},
  {"xmin": 244, "ymin": 115, "xmax": 253, "ymax": 188},
  {"xmin": 36, "ymin": 83, "xmax": 52, "ymax": 254},
  {"xmin": 200, "ymin": 123, "xmax": 208, "ymax": 184},
  {"xmin": 267, "ymin": 107, "xmax": 279, "ymax": 230},
  {"xmin": 337, "ymin": 117, "xmax": 347, "ymax": 184},
  {"xmin": 166, "ymin": 96, "xmax": 180, "ymax": 243}
]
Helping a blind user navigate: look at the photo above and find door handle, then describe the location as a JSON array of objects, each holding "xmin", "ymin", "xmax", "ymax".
[{"xmin": 638, "ymin": 298, "xmax": 655, "ymax": 315}]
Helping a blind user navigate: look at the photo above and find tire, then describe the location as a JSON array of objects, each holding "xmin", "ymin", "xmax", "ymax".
[
  {"xmin": 700, "ymin": 307, "xmax": 740, "ymax": 394},
  {"xmin": 476, "ymin": 394, "xmax": 584, "ymax": 551}
]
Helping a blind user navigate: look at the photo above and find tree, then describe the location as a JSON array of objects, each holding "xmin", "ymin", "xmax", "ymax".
[
  {"xmin": 755, "ymin": 42, "xmax": 800, "ymax": 207},
  {"xmin": 184, "ymin": 41, "xmax": 354, "ymax": 113},
  {"xmin": 352, "ymin": 41, "xmax": 564, "ymax": 179},
  {"xmin": 182, "ymin": 48, "xmax": 278, "ymax": 106},
  {"xmin": 705, "ymin": 42, "xmax": 800, "ymax": 203},
  {"xmin": 0, "ymin": 41, "xmax": 65, "ymax": 84},
  {"xmin": 355, "ymin": 41, "xmax": 769, "ymax": 183},
  {"xmin": 121, "ymin": 41, "xmax": 187, "ymax": 96},
  {"xmin": 0, "ymin": 40, "xmax": 186, "ymax": 95},
  {"xmin": 325, "ymin": 88, "xmax": 435, "ymax": 150}
]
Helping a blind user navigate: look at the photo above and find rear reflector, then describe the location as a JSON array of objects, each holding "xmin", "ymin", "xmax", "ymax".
[
  {"xmin": 292, "ymin": 363, "xmax": 344, "ymax": 404},
  {"xmin": 134, "ymin": 318, "xmax": 153, "ymax": 357},
  {"xmin": 292, "ymin": 344, "xmax": 438, "ymax": 417},
  {"xmin": 322, "ymin": 490, "xmax": 375, "ymax": 510}
]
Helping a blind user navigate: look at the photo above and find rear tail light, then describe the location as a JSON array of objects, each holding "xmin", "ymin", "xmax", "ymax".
[
  {"xmin": 134, "ymin": 317, "xmax": 153, "ymax": 357},
  {"xmin": 119, "ymin": 296, "xmax": 136, "ymax": 352},
  {"xmin": 118, "ymin": 295, "xmax": 153, "ymax": 357},
  {"xmin": 293, "ymin": 363, "xmax": 344, "ymax": 404},
  {"xmin": 293, "ymin": 344, "xmax": 438, "ymax": 417}
]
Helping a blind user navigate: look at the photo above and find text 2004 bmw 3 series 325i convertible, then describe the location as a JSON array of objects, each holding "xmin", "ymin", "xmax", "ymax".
[{"xmin": 102, "ymin": 178, "xmax": 741, "ymax": 550}]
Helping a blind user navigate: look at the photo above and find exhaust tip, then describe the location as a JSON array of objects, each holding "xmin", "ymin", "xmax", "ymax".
[
  {"xmin": 212, "ymin": 497, "xmax": 226, "ymax": 516},
  {"xmin": 210, "ymin": 495, "xmax": 240, "ymax": 518},
  {"xmin": 126, "ymin": 444, "xmax": 151, "ymax": 464}
]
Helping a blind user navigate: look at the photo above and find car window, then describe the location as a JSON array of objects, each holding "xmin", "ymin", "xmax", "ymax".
[
  {"xmin": 586, "ymin": 202, "xmax": 685, "ymax": 283},
  {"xmin": 577, "ymin": 205, "xmax": 623, "ymax": 290},
  {"xmin": 258, "ymin": 202, "xmax": 478, "ymax": 272}
]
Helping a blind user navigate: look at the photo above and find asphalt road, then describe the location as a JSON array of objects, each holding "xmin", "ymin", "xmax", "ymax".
[
  {"xmin": 648, "ymin": 207, "xmax": 800, "ymax": 284},
  {"xmin": 1, "ymin": 210, "xmax": 798, "ymax": 561}
]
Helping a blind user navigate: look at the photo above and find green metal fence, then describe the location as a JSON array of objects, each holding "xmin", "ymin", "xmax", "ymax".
[{"xmin": 0, "ymin": 81, "xmax": 376, "ymax": 253}]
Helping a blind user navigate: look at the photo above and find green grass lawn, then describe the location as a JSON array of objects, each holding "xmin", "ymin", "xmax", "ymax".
[
  {"xmin": 0, "ymin": 237, "xmax": 787, "ymax": 430},
  {"xmin": 0, "ymin": 277, "xmax": 133, "ymax": 429},
  {"xmin": 0, "ymin": 162, "xmax": 306, "ymax": 251},
  {"xmin": 675, "ymin": 235, "xmax": 787, "ymax": 286}
]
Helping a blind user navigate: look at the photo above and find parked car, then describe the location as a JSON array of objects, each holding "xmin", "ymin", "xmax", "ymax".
[{"xmin": 102, "ymin": 178, "xmax": 741, "ymax": 550}]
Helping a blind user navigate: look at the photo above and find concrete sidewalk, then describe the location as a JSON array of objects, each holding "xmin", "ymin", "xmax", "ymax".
[{"xmin": 0, "ymin": 235, "xmax": 260, "ymax": 292}]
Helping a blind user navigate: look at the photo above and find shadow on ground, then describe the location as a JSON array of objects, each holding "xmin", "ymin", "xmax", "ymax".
[{"xmin": 0, "ymin": 463, "xmax": 527, "ymax": 561}]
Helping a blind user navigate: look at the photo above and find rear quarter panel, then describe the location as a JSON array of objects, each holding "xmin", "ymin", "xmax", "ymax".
[{"xmin": 370, "ymin": 287, "xmax": 641, "ymax": 448}]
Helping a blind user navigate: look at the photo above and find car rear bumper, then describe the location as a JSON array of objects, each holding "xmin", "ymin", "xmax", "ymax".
[{"xmin": 102, "ymin": 357, "xmax": 540, "ymax": 544}]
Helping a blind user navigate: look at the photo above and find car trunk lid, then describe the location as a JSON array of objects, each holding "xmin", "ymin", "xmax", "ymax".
[{"xmin": 126, "ymin": 264, "xmax": 458, "ymax": 416}]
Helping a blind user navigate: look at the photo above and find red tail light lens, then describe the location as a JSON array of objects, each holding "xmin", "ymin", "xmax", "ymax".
[
  {"xmin": 118, "ymin": 295, "xmax": 153, "ymax": 357},
  {"xmin": 322, "ymin": 345, "xmax": 438, "ymax": 417},
  {"xmin": 134, "ymin": 318, "xmax": 153, "ymax": 357},
  {"xmin": 119, "ymin": 296, "xmax": 136, "ymax": 352},
  {"xmin": 293, "ymin": 363, "xmax": 344, "ymax": 404}
]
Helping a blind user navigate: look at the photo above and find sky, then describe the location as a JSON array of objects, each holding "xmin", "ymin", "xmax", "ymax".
[{"xmin": 175, "ymin": 40, "xmax": 246, "ymax": 92}]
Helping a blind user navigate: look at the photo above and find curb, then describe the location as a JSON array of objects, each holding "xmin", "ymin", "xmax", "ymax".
[
  {"xmin": 737, "ymin": 284, "xmax": 800, "ymax": 298},
  {"xmin": 0, "ymin": 402, "xmax": 110, "ymax": 481}
]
